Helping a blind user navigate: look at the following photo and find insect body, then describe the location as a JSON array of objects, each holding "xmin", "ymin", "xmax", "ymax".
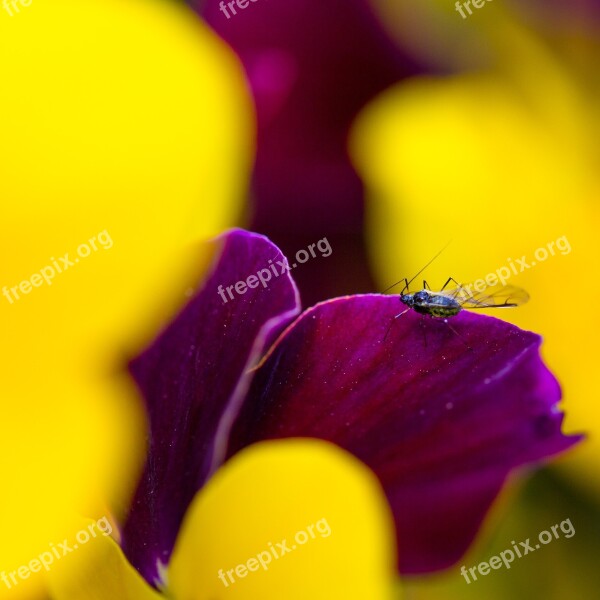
[
  {"xmin": 382, "ymin": 245, "xmax": 529, "ymax": 346},
  {"xmin": 401, "ymin": 289, "xmax": 462, "ymax": 318},
  {"xmin": 384, "ymin": 278, "xmax": 529, "ymax": 346},
  {"xmin": 398, "ymin": 280, "xmax": 529, "ymax": 319}
]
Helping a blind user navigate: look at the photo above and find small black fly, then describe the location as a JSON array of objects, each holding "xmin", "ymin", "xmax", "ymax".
[{"xmin": 382, "ymin": 247, "xmax": 529, "ymax": 345}]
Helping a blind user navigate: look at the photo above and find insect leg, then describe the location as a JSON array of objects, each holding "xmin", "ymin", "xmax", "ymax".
[
  {"xmin": 383, "ymin": 308, "xmax": 411, "ymax": 342},
  {"xmin": 441, "ymin": 276, "xmax": 471, "ymax": 300},
  {"xmin": 440, "ymin": 276, "xmax": 463, "ymax": 292},
  {"xmin": 423, "ymin": 280, "xmax": 431, "ymax": 291},
  {"xmin": 419, "ymin": 315, "xmax": 428, "ymax": 348},
  {"xmin": 443, "ymin": 318, "xmax": 472, "ymax": 350}
]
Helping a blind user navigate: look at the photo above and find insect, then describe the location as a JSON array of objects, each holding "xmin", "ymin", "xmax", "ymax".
[{"xmin": 383, "ymin": 247, "xmax": 529, "ymax": 344}]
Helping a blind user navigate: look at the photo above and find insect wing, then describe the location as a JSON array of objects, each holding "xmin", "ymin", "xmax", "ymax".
[{"xmin": 456, "ymin": 284, "xmax": 529, "ymax": 308}]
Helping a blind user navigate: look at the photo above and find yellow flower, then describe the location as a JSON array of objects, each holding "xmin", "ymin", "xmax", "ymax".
[
  {"xmin": 46, "ymin": 440, "xmax": 397, "ymax": 600},
  {"xmin": 0, "ymin": 0, "xmax": 252, "ymax": 595}
]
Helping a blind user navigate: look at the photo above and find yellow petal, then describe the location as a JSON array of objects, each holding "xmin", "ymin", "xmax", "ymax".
[
  {"xmin": 168, "ymin": 439, "xmax": 398, "ymax": 600},
  {"xmin": 0, "ymin": 0, "xmax": 253, "ymax": 575},
  {"xmin": 45, "ymin": 516, "xmax": 163, "ymax": 600}
]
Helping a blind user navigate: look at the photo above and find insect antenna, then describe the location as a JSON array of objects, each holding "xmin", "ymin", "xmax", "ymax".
[{"xmin": 382, "ymin": 241, "xmax": 451, "ymax": 295}]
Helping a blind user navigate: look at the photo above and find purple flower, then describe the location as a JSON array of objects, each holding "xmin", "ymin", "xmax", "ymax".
[{"xmin": 121, "ymin": 229, "xmax": 580, "ymax": 585}]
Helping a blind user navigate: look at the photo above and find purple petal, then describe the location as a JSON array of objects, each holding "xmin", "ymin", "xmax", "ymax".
[
  {"xmin": 121, "ymin": 229, "xmax": 301, "ymax": 585},
  {"xmin": 227, "ymin": 295, "xmax": 582, "ymax": 573}
]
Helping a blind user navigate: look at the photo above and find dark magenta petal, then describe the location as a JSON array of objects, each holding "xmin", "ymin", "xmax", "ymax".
[
  {"xmin": 227, "ymin": 295, "xmax": 582, "ymax": 573},
  {"xmin": 121, "ymin": 229, "xmax": 301, "ymax": 584}
]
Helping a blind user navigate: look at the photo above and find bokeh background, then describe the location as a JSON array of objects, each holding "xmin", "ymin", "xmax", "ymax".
[{"xmin": 1, "ymin": 0, "xmax": 598, "ymax": 598}]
